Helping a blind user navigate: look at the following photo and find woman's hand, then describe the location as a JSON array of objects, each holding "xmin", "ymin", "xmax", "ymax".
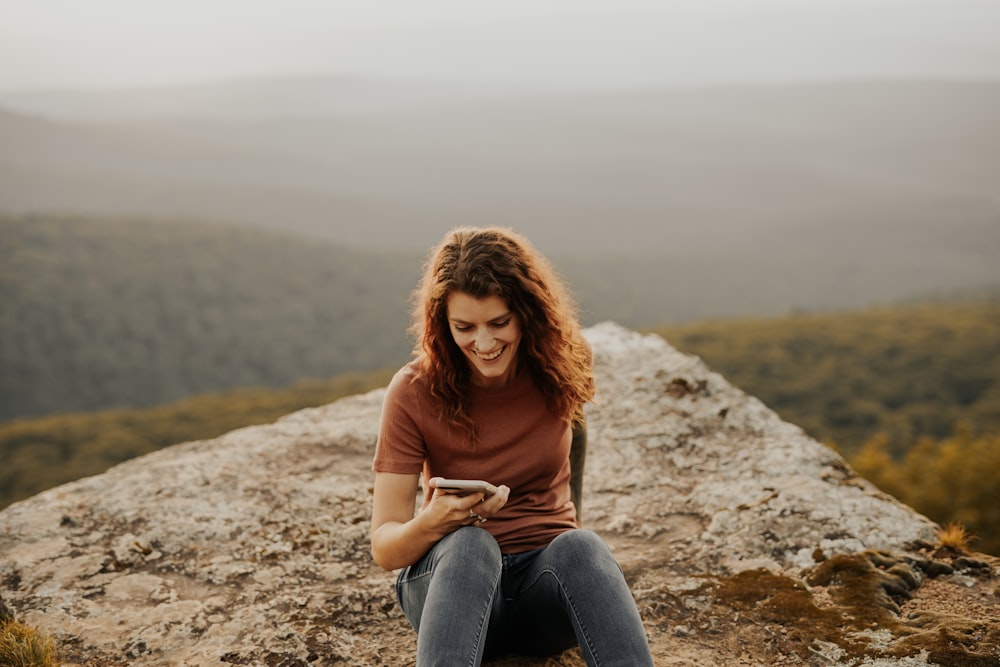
[
  {"xmin": 427, "ymin": 478, "xmax": 510, "ymax": 529},
  {"xmin": 370, "ymin": 472, "xmax": 510, "ymax": 571}
]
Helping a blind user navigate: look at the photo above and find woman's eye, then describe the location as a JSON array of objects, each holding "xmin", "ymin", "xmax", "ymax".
[
  {"xmin": 454, "ymin": 325, "xmax": 472, "ymax": 332},
  {"xmin": 492, "ymin": 319, "xmax": 510, "ymax": 328}
]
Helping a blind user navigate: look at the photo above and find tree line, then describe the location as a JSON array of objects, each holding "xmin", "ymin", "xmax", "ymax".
[{"xmin": 1, "ymin": 213, "xmax": 417, "ymax": 420}]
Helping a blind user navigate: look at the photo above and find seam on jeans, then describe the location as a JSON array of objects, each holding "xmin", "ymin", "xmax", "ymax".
[
  {"xmin": 526, "ymin": 567, "xmax": 601, "ymax": 667},
  {"xmin": 397, "ymin": 570, "xmax": 434, "ymax": 584},
  {"xmin": 467, "ymin": 560, "xmax": 502, "ymax": 667}
]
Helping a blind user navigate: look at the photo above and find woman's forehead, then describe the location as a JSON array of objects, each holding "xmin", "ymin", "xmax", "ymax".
[{"xmin": 446, "ymin": 291, "xmax": 511, "ymax": 321}]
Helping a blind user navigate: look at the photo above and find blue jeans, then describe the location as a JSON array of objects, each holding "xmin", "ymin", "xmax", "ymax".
[{"xmin": 396, "ymin": 527, "xmax": 654, "ymax": 667}]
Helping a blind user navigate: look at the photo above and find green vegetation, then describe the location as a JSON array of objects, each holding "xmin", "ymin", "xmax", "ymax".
[
  {"xmin": 652, "ymin": 300, "xmax": 1000, "ymax": 554},
  {"xmin": 0, "ymin": 213, "xmax": 417, "ymax": 420},
  {"xmin": 0, "ymin": 368, "xmax": 392, "ymax": 509}
]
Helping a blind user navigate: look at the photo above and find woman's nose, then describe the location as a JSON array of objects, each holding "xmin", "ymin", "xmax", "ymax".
[{"xmin": 475, "ymin": 329, "xmax": 494, "ymax": 350}]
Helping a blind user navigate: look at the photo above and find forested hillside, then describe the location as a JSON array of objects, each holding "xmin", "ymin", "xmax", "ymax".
[{"xmin": 0, "ymin": 214, "xmax": 417, "ymax": 420}]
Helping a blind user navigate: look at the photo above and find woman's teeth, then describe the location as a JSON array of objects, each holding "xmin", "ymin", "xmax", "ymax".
[{"xmin": 476, "ymin": 346, "xmax": 504, "ymax": 361}]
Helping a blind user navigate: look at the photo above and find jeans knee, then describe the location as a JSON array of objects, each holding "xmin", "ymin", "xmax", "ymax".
[
  {"xmin": 441, "ymin": 526, "xmax": 502, "ymax": 569},
  {"xmin": 558, "ymin": 528, "xmax": 603, "ymax": 547},
  {"xmin": 553, "ymin": 529, "xmax": 610, "ymax": 556},
  {"xmin": 548, "ymin": 529, "xmax": 620, "ymax": 576}
]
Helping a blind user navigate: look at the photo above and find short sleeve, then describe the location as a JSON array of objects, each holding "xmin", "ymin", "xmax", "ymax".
[{"xmin": 372, "ymin": 364, "xmax": 427, "ymax": 474}]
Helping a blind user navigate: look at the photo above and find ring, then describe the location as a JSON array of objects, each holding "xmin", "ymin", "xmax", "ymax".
[{"xmin": 469, "ymin": 510, "xmax": 487, "ymax": 524}]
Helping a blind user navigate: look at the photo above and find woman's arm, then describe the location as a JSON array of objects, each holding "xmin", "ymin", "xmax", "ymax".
[
  {"xmin": 370, "ymin": 472, "xmax": 434, "ymax": 571},
  {"xmin": 370, "ymin": 472, "xmax": 509, "ymax": 571}
]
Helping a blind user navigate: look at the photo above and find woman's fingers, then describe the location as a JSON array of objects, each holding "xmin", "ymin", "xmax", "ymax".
[
  {"xmin": 470, "ymin": 485, "xmax": 510, "ymax": 522},
  {"xmin": 429, "ymin": 484, "xmax": 510, "ymax": 528}
]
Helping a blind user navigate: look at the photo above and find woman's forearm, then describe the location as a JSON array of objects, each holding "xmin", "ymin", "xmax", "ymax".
[{"xmin": 371, "ymin": 509, "xmax": 444, "ymax": 571}]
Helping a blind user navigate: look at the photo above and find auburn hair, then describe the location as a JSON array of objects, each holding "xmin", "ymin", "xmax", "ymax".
[{"xmin": 410, "ymin": 227, "xmax": 595, "ymax": 441}]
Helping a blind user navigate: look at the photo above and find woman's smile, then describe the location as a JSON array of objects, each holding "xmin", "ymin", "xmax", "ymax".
[{"xmin": 474, "ymin": 345, "xmax": 505, "ymax": 361}]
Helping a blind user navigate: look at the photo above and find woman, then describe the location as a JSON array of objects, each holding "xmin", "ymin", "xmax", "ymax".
[{"xmin": 370, "ymin": 227, "xmax": 653, "ymax": 666}]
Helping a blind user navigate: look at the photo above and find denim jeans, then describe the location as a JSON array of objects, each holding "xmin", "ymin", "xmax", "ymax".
[{"xmin": 396, "ymin": 527, "xmax": 654, "ymax": 667}]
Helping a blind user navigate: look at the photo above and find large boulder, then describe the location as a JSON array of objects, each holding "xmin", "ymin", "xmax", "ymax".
[{"xmin": 1, "ymin": 323, "xmax": 997, "ymax": 666}]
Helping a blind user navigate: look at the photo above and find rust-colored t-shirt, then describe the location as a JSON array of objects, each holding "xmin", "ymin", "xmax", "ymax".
[{"xmin": 372, "ymin": 360, "xmax": 578, "ymax": 554}]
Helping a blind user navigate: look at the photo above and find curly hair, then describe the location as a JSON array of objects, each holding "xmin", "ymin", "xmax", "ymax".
[{"xmin": 410, "ymin": 227, "xmax": 595, "ymax": 442}]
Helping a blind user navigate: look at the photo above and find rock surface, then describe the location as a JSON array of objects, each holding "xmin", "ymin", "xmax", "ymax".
[{"xmin": 1, "ymin": 323, "xmax": 998, "ymax": 666}]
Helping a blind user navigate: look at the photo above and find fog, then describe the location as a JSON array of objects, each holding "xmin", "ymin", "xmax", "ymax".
[{"xmin": 2, "ymin": 0, "xmax": 1000, "ymax": 92}]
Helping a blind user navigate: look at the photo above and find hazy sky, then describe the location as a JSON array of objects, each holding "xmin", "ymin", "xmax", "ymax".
[{"xmin": 1, "ymin": 0, "xmax": 999, "ymax": 93}]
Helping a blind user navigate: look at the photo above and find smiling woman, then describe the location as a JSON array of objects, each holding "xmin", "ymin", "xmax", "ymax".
[{"xmin": 368, "ymin": 227, "xmax": 653, "ymax": 665}]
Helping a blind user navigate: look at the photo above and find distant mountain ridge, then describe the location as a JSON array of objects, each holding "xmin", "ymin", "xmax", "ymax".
[
  {"xmin": 0, "ymin": 73, "xmax": 505, "ymax": 121},
  {"xmin": 1, "ymin": 78, "xmax": 998, "ymax": 255}
]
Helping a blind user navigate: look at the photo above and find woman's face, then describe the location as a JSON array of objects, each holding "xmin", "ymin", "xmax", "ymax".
[{"xmin": 446, "ymin": 291, "xmax": 522, "ymax": 388}]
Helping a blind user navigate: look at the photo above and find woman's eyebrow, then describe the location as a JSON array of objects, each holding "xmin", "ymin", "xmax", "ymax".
[{"xmin": 450, "ymin": 312, "xmax": 512, "ymax": 325}]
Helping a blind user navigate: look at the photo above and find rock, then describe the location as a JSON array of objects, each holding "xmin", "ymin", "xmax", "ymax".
[{"xmin": 1, "ymin": 323, "xmax": 997, "ymax": 666}]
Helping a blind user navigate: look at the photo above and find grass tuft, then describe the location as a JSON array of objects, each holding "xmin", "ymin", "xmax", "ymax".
[
  {"xmin": 0, "ymin": 618, "xmax": 58, "ymax": 667},
  {"xmin": 937, "ymin": 522, "xmax": 974, "ymax": 553}
]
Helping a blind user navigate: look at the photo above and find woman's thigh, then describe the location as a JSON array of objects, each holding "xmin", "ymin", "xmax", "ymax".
[{"xmin": 396, "ymin": 526, "xmax": 502, "ymax": 632}]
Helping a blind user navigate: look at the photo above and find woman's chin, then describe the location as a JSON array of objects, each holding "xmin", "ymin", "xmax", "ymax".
[{"xmin": 470, "ymin": 355, "xmax": 516, "ymax": 386}]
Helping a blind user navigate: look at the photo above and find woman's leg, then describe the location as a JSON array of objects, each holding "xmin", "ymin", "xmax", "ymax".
[
  {"xmin": 396, "ymin": 526, "xmax": 503, "ymax": 667},
  {"xmin": 510, "ymin": 529, "xmax": 654, "ymax": 667}
]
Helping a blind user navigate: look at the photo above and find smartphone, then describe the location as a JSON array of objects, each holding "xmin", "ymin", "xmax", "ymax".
[{"xmin": 431, "ymin": 477, "xmax": 498, "ymax": 496}]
